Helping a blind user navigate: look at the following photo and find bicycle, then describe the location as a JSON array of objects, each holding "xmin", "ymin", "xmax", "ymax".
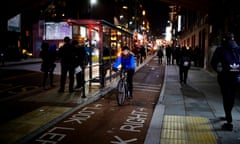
[{"xmin": 116, "ymin": 69, "xmax": 130, "ymax": 106}]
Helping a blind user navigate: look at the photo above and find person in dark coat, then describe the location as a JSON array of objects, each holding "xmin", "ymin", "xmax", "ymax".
[
  {"xmin": 72, "ymin": 40, "xmax": 86, "ymax": 89},
  {"xmin": 177, "ymin": 46, "xmax": 191, "ymax": 84},
  {"xmin": 139, "ymin": 45, "xmax": 146, "ymax": 63},
  {"xmin": 165, "ymin": 45, "xmax": 172, "ymax": 65},
  {"xmin": 58, "ymin": 36, "xmax": 76, "ymax": 93},
  {"xmin": 174, "ymin": 46, "xmax": 181, "ymax": 65},
  {"xmin": 132, "ymin": 45, "xmax": 140, "ymax": 66},
  {"xmin": 157, "ymin": 47, "xmax": 163, "ymax": 64},
  {"xmin": 211, "ymin": 32, "xmax": 240, "ymax": 131},
  {"xmin": 40, "ymin": 42, "xmax": 57, "ymax": 90}
]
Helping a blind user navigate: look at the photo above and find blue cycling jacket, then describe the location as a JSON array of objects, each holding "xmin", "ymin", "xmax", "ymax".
[{"xmin": 113, "ymin": 54, "xmax": 135, "ymax": 70}]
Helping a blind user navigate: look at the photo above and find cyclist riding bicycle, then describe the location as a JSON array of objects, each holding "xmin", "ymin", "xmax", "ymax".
[{"xmin": 112, "ymin": 46, "xmax": 136, "ymax": 98}]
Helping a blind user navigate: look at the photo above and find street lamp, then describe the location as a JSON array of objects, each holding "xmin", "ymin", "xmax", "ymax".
[
  {"xmin": 90, "ymin": 0, "xmax": 97, "ymax": 6},
  {"xmin": 89, "ymin": 0, "xmax": 97, "ymax": 18}
]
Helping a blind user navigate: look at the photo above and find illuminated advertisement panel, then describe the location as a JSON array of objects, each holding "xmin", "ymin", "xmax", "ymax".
[
  {"xmin": 8, "ymin": 14, "xmax": 21, "ymax": 32},
  {"xmin": 44, "ymin": 22, "xmax": 72, "ymax": 40}
]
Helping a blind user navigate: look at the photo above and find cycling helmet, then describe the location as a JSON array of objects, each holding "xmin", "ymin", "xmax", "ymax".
[{"xmin": 122, "ymin": 46, "xmax": 130, "ymax": 51}]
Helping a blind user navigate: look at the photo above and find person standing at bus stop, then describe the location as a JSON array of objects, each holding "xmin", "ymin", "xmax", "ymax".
[
  {"xmin": 72, "ymin": 40, "xmax": 87, "ymax": 89},
  {"xmin": 112, "ymin": 46, "xmax": 136, "ymax": 98},
  {"xmin": 40, "ymin": 42, "xmax": 57, "ymax": 90},
  {"xmin": 58, "ymin": 36, "xmax": 76, "ymax": 93}
]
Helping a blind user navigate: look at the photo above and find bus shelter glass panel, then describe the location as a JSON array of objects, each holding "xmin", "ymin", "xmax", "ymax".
[
  {"xmin": 67, "ymin": 19, "xmax": 134, "ymax": 88},
  {"xmin": 87, "ymin": 25, "xmax": 100, "ymax": 84},
  {"xmin": 102, "ymin": 26, "xmax": 119, "ymax": 85}
]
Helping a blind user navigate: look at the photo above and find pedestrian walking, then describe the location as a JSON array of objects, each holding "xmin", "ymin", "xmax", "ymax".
[
  {"xmin": 139, "ymin": 45, "xmax": 146, "ymax": 63},
  {"xmin": 174, "ymin": 46, "xmax": 181, "ymax": 65},
  {"xmin": 211, "ymin": 32, "xmax": 240, "ymax": 131},
  {"xmin": 132, "ymin": 45, "xmax": 140, "ymax": 66},
  {"xmin": 177, "ymin": 46, "xmax": 191, "ymax": 84},
  {"xmin": 165, "ymin": 45, "xmax": 172, "ymax": 65},
  {"xmin": 157, "ymin": 47, "xmax": 164, "ymax": 64},
  {"xmin": 39, "ymin": 42, "xmax": 57, "ymax": 90},
  {"xmin": 171, "ymin": 46, "xmax": 176, "ymax": 65},
  {"xmin": 57, "ymin": 36, "xmax": 76, "ymax": 93}
]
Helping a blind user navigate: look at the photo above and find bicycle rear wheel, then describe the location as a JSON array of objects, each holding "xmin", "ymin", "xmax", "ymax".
[{"xmin": 117, "ymin": 79, "xmax": 126, "ymax": 105}]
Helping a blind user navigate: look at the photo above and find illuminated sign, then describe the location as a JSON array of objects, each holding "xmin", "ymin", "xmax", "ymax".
[
  {"xmin": 44, "ymin": 22, "xmax": 72, "ymax": 40},
  {"xmin": 8, "ymin": 14, "xmax": 21, "ymax": 32}
]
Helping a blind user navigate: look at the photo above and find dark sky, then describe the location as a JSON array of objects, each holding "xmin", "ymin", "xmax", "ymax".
[{"xmin": 142, "ymin": 0, "xmax": 170, "ymax": 34}]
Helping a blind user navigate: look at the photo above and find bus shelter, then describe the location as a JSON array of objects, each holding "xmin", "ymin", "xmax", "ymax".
[{"xmin": 65, "ymin": 19, "xmax": 134, "ymax": 88}]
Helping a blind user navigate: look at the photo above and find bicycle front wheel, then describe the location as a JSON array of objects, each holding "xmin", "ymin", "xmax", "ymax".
[{"xmin": 117, "ymin": 79, "xmax": 126, "ymax": 106}]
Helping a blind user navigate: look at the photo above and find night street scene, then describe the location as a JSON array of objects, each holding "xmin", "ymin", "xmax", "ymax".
[{"xmin": 0, "ymin": 0, "xmax": 240, "ymax": 144}]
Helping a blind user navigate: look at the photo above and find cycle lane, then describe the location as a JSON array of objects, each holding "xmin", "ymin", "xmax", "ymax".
[{"xmin": 21, "ymin": 57, "xmax": 165, "ymax": 144}]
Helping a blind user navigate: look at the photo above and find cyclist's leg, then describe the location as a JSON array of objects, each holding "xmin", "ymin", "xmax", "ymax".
[{"xmin": 127, "ymin": 69, "xmax": 134, "ymax": 98}]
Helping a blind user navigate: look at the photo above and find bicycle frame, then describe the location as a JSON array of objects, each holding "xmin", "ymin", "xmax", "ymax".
[{"xmin": 116, "ymin": 69, "xmax": 130, "ymax": 106}]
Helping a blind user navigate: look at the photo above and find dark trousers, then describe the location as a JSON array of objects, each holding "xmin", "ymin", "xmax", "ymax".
[
  {"xmin": 158, "ymin": 57, "xmax": 162, "ymax": 64},
  {"xmin": 60, "ymin": 64, "xmax": 75, "ymax": 91},
  {"xmin": 166, "ymin": 56, "xmax": 171, "ymax": 64},
  {"xmin": 179, "ymin": 66, "xmax": 189, "ymax": 83},
  {"xmin": 76, "ymin": 71, "xmax": 84, "ymax": 87},
  {"xmin": 218, "ymin": 75, "xmax": 236, "ymax": 123},
  {"xmin": 42, "ymin": 71, "xmax": 54, "ymax": 87},
  {"xmin": 127, "ymin": 69, "xmax": 135, "ymax": 96}
]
